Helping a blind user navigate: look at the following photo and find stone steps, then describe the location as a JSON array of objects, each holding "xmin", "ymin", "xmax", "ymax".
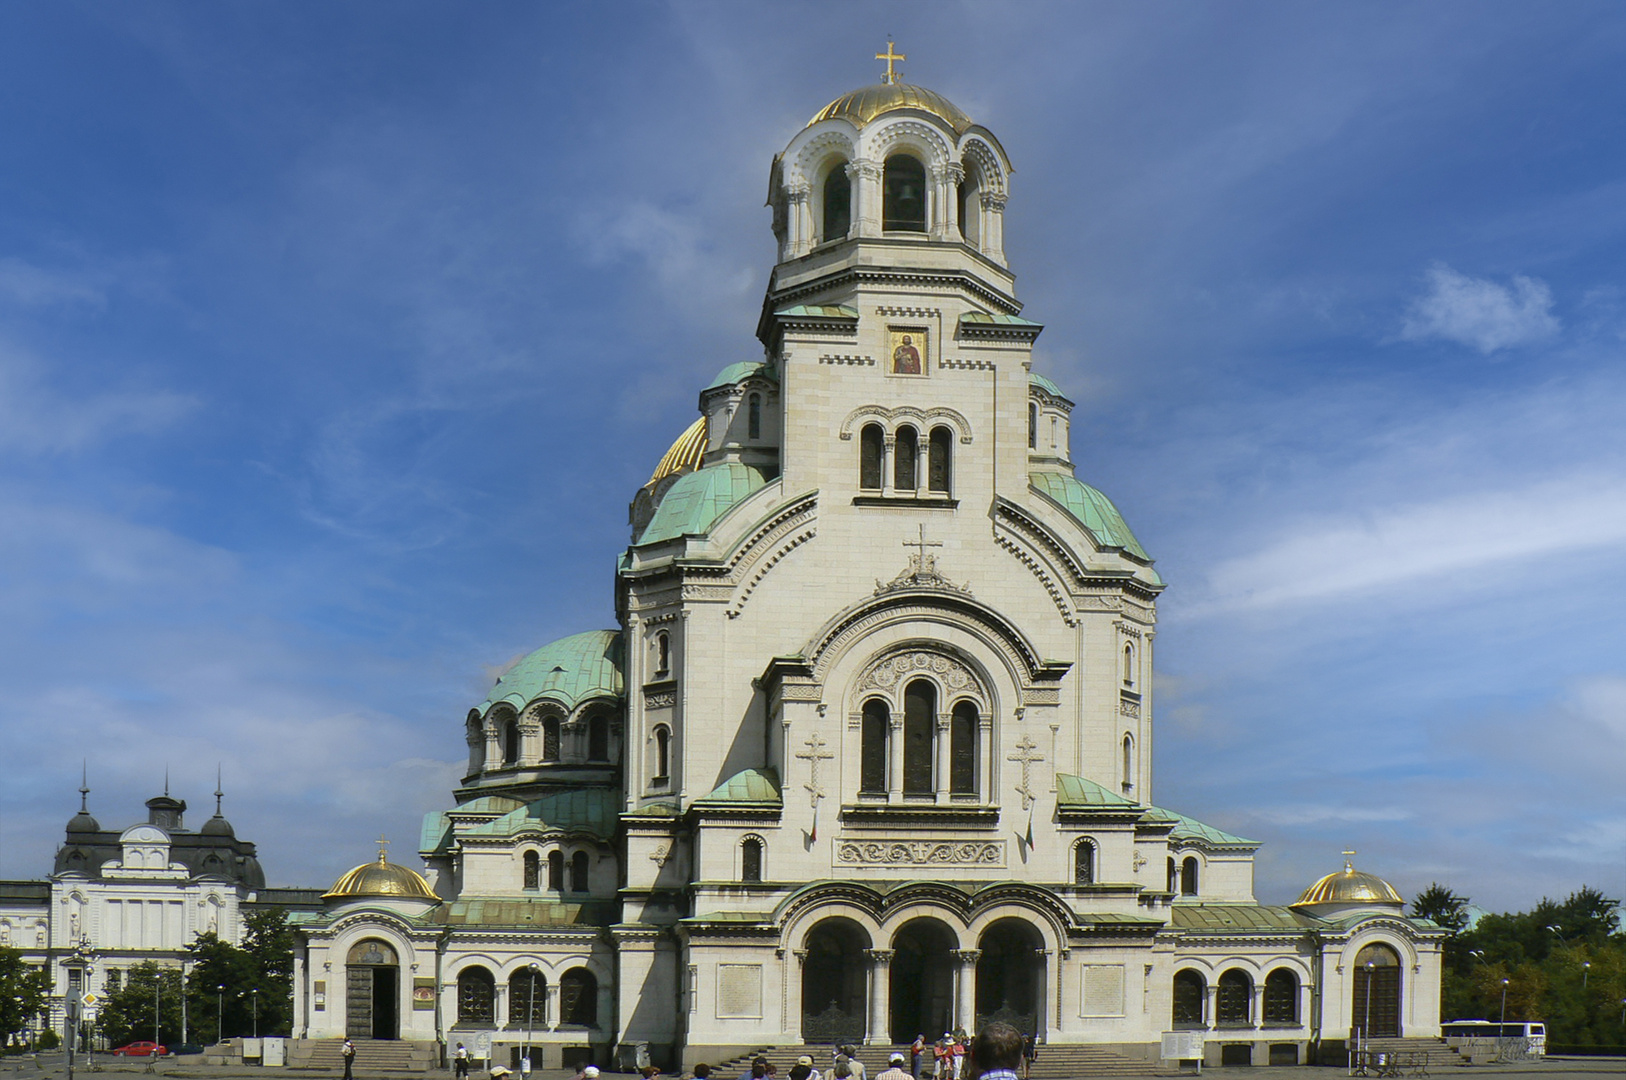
[
  {"xmin": 714, "ymin": 1044, "xmax": 1157, "ymax": 1080},
  {"xmin": 289, "ymin": 1039, "xmax": 440, "ymax": 1072},
  {"xmin": 1362, "ymin": 1038, "xmax": 1470, "ymax": 1068}
]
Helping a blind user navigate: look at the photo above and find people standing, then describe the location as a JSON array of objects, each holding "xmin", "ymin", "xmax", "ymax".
[
  {"xmin": 910, "ymin": 1036, "xmax": 926, "ymax": 1080},
  {"xmin": 342, "ymin": 1038, "xmax": 355, "ymax": 1080},
  {"xmin": 967, "ymin": 1023, "xmax": 1024, "ymax": 1080},
  {"xmin": 1019, "ymin": 1035, "xmax": 1035, "ymax": 1080},
  {"xmin": 842, "ymin": 1045, "xmax": 866, "ymax": 1080},
  {"xmin": 455, "ymin": 1043, "xmax": 470, "ymax": 1080},
  {"xmin": 876, "ymin": 1053, "xmax": 910, "ymax": 1080}
]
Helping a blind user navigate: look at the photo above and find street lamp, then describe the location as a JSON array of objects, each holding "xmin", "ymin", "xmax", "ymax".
[
  {"xmin": 217, "ymin": 985, "xmax": 225, "ymax": 1043},
  {"xmin": 1362, "ymin": 961, "xmax": 1375, "ymax": 1053},
  {"xmin": 252, "ymin": 988, "xmax": 260, "ymax": 1039},
  {"xmin": 524, "ymin": 963, "xmax": 541, "ymax": 1076},
  {"xmin": 1499, "ymin": 978, "xmax": 1510, "ymax": 1052}
]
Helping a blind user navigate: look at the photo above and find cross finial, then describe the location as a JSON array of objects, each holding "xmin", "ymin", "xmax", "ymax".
[
  {"xmin": 214, "ymin": 764, "xmax": 224, "ymax": 816},
  {"xmin": 1342, "ymin": 849, "xmax": 1357, "ymax": 871},
  {"xmin": 876, "ymin": 40, "xmax": 906, "ymax": 85},
  {"xmin": 377, "ymin": 835, "xmax": 390, "ymax": 863},
  {"xmin": 79, "ymin": 761, "xmax": 89, "ymax": 813},
  {"xmin": 163, "ymin": 765, "xmax": 170, "ymax": 798}
]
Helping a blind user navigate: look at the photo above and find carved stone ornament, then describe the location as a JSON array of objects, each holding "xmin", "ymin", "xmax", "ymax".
[
  {"xmin": 857, "ymin": 651, "xmax": 982, "ymax": 697},
  {"xmin": 834, "ymin": 839, "xmax": 1004, "ymax": 867},
  {"xmin": 1118, "ymin": 698, "xmax": 1141, "ymax": 719}
]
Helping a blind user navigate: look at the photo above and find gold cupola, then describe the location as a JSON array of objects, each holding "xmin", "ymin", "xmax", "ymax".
[
  {"xmin": 1291, "ymin": 853, "xmax": 1404, "ymax": 910},
  {"xmin": 324, "ymin": 847, "xmax": 439, "ymax": 903}
]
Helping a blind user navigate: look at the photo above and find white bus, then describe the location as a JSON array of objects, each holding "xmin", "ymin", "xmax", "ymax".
[{"xmin": 1441, "ymin": 1020, "xmax": 1546, "ymax": 1057}]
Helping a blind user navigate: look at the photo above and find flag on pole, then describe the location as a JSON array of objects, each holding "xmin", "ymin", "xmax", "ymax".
[
  {"xmin": 1024, "ymin": 804, "xmax": 1035, "ymax": 850},
  {"xmin": 810, "ymin": 800, "xmax": 819, "ymax": 843}
]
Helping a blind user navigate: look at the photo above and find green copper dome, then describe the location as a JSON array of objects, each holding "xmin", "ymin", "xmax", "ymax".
[
  {"xmin": 1029, "ymin": 471, "xmax": 1154, "ymax": 563},
  {"xmin": 482, "ymin": 629, "xmax": 624, "ymax": 713},
  {"xmin": 637, "ymin": 462, "xmax": 770, "ymax": 546},
  {"xmin": 703, "ymin": 360, "xmax": 777, "ymax": 393}
]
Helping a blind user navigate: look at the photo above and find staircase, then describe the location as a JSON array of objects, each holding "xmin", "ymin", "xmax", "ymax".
[
  {"xmin": 1362, "ymin": 1038, "xmax": 1469, "ymax": 1069},
  {"xmin": 713, "ymin": 1044, "xmax": 1156, "ymax": 1080},
  {"xmin": 289, "ymin": 1039, "xmax": 441, "ymax": 1072}
]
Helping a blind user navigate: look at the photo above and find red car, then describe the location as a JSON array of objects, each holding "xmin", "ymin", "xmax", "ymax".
[{"xmin": 111, "ymin": 1042, "xmax": 167, "ymax": 1057}]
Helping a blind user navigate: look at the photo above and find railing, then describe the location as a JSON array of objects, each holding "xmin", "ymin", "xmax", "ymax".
[
  {"xmin": 1349, "ymin": 1049, "xmax": 1429, "ymax": 1077},
  {"xmin": 802, "ymin": 1003, "xmax": 865, "ymax": 1043}
]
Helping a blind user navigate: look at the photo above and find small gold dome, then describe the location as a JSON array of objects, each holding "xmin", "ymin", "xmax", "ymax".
[
  {"xmin": 648, "ymin": 417, "xmax": 707, "ymax": 485},
  {"xmin": 809, "ymin": 82, "xmax": 974, "ymax": 136},
  {"xmin": 1291, "ymin": 856, "xmax": 1404, "ymax": 908},
  {"xmin": 324, "ymin": 853, "xmax": 438, "ymax": 902}
]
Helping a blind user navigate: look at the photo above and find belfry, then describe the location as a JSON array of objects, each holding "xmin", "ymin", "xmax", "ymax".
[{"xmin": 288, "ymin": 51, "xmax": 1447, "ymax": 1071}]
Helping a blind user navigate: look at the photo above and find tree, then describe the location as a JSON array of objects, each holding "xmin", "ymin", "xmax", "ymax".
[
  {"xmin": 0, "ymin": 947, "xmax": 49, "ymax": 1044},
  {"xmin": 185, "ymin": 932, "xmax": 259, "ymax": 1042},
  {"xmin": 1411, "ymin": 884, "xmax": 1469, "ymax": 933},
  {"xmin": 242, "ymin": 909, "xmax": 294, "ymax": 1036},
  {"xmin": 95, "ymin": 962, "xmax": 184, "ymax": 1048}
]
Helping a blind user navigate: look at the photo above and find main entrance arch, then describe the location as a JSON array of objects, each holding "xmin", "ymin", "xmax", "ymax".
[
  {"xmin": 802, "ymin": 918, "xmax": 869, "ymax": 1043},
  {"xmin": 1352, "ymin": 943, "xmax": 1402, "ymax": 1039},
  {"xmin": 975, "ymin": 919, "xmax": 1044, "ymax": 1034},
  {"xmin": 890, "ymin": 918, "xmax": 956, "ymax": 1043},
  {"xmin": 346, "ymin": 939, "xmax": 399, "ymax": 1040}
]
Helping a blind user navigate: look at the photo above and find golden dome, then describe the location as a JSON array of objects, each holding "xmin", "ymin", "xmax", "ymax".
[
  {"xmin": 648, "ymin": 416, "xmax": 707, "ymax": 485},
  {"xmin": 1291, "ymin": 856, "xmax": 1404, "ymax": 908},
  {"xmin": 809, "ymin": 82, "xmax": 974, "ymax": 136},
  {"xmin": 323, "ymin": 853, "xmax": 439, "ymax": 902}
]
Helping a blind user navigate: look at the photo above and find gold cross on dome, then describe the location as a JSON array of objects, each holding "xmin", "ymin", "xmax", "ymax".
[
  {"xmin": 876, "ymin": 41, "xmax": 906, "ymax": 85},
  {"xmin": 377, "ymin": 835, "xmax": 390, "ymax": 863},
  {"xmin": 1342, "ymin": 848, "xmax": 1356, "ymax": 870}
]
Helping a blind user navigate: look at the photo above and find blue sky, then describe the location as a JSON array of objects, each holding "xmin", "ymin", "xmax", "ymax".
[{"xmin": 1, "ymin": 2, "xmax": 1623, "ymax": 913}]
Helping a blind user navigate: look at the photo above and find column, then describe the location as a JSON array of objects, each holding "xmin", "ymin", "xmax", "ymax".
[
  {"xmin": 792, "ymin": 950, "xmax": 808, "ymax": 1039},
  {"xmin": 545, "ymin": 983, "xmax": 560, "ymax": 1031},
  {"xmin": 934, "ymin": 716, "xmax": 951, "ymax": 804},
  {"xmin": 786, "ymin": 182, "xmax": 811, "ymax": 259},
  {"xmin": 979, "ymin": 715, "xmax": 994, "ymax": 800},
  {"xmin": 1205, "ymin": 983, "xmax": 1218, "ymax": 1030},
  {"xmin": 980, "ymin": 192, "xmax": 1007, "ymax": 263},
  {"xmin": 865, "ymin": 950, "xmax": 894, "ymax": 1045},
  {"xmin": 888, "ymin": 718, "xmax": 904, "ymax": 803},
  {"xmin": 882, "ymin": 436, "xmax": 896, "ymax": 495},
  {"xmin": 953, "ymin": 950, "xmax": 981, "ymax": 1031},
  {"xmin": 852, "ymin": 159, "xmax": 882, "ymax": 237},
  {"xmin": 1252, "ymin": 984, "xmax": 1265, "ymax": 1028}
]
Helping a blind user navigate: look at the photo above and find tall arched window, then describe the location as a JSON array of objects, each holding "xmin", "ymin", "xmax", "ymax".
[
  {"xmin": 457, "ymin": 967, "xmax": 496, "ymax": 1026},
  {"xmin": 1123, "ymin": 643, "xmax": 1136, "ymax": 687},
  {"xmin": 859, "ymin": 423, "xmax": 884, "ymax": 490},
  {"xmin": 655, "ymin": 630, "xmax": 670, "ymax": 677},
  {"xmin": 928, "ymin": 426, "xmax": 952, "ymax": 494},
  {"xmin": 957, "ymin": 180, "xmax": 970, "ymax": 242},
  {"xmin": 903, "ymin": 678, "xmax": 935, "ymax": 794},
  {"xmin": 1028, "ymin": 402, "xmax": 1037, "ymax": 449},
  {"xmin": 1122, "ymin": 734, "xmax": 1135, "ymax": 792},
  {"xmin": 652, "ymin": 725, "xmax": 670, "ymax": 783},
  {"xmin": 1167, "ymin": 857, "xmax": 1177, "ymax": 893},
  {"xmin": 542, "ymin": 717, "xmax": 561, "ymax": 762},
  {"xmin": 559, "ymin": 968, "xmax": 598, "ymax": 1027},
  {"xmin": 949, "ymin": 700, "xmax": 977, "ymax": 794},
  {"xmin": 883, "ymin": 154, "xmax": 927, "ymax": 232},
  {"xmin": 522, "ymin": 850, "xmax": 540, "ymax": 890},
  {"xmin": 747, "ymin": 394, "xmax": 761, "ymax": 440},
  {"xmin": 1181, "ymin": 856, "xmax": 1200, "ymax": 896},
  {"xmin": 502, "ymin": 717, "xmax": 520, "ymax": 765},
  {"xmin": 741, "ymin": 837, "xmax": 763, "ymax": 883},
  {"xmin": 860, "ymin": 699, "xmax": 889, "ymax": 794},
  {"xmin": 823, "ymin": 163, "xmax": 851, "ymax": 242},
  {"xmin": 1217, "ymin": 970, "xmax": 1252, "ymax": 1025},
  {"xmin": 1263, "ymin": 969, "xmax": 1299, "ymax": 1024},
  {"xmin": 587, "ymin": 716, "xmax": 609, "ymax": 762},
  {"xmin": 1172, "ymin": 969, "xmax": 1206, "ymax": 1028},
  {"xmin": 570, "ymin": 850, "xmax": 590, "ymax": 893},
  {"xmin": 1074, "ymin": 839, "xmax": 1095, "ymax": 885},
  {"xmin": 547, "ymin": 850, "xmax": 564, "ymax": 891},
  {"xmin": 894, "ymin": 425, "xmax": 918, "ymax": 491},
  {"xmin": 510, "ymin": 970, "xmax": 547, "ymax": 1026}
]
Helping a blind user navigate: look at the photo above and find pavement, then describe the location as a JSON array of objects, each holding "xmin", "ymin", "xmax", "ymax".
[{"xmin": 2, "ymin": 1058, "xmax": 1622, "ymax": 1080}]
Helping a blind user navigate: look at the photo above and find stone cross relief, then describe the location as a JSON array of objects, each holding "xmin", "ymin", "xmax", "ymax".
[
  {"xmin": 796, "ymin": 731, "xmax": 835, "ymax": 809},
  {"xmin": 1008, "ymin": 734, "xmax": 1045, "ymax": 810}
]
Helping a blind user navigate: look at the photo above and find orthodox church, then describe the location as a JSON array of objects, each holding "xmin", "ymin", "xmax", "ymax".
[{"xmin": 290, "ymin": 54, "xmax": 1445, "ymax": 1071}]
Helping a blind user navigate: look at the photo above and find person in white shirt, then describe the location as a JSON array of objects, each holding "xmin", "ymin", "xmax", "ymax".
[{"xmin": 876, "ymin": 1052, "xmax": 911, "ymax": 1080}]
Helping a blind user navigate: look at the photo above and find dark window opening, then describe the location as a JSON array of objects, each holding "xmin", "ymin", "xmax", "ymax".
[
  {"xmin": 883, "ymin": 155, "xmax": 927, "ymax": 232},
  {"xmin": 1263, "ymin": 970, "xmax": 1298, "ymax": 1024},
  {"xmin": 570, "ymin": 850, "xmax": 590, "ymax": 893},
  {"xmin": 587, "ymin": 716, "xmax": 609, "ymax": 762},
  {"xmin": 860, "ymin": 424, "xmax": 885, "ymax": 490},
  {"xmin": 949, "ymin": 700, "xmax": 976, "ymax": 793},
  {"xmin": 502, "ymin": 718, "xmax": 520, "ymax": 765},
  {"xmin": 860, "ymin": 699, "xmax": 889, "ymax": 793},
  {"xmin": 547, "ymin": 850, "xmax": 564, "ymax": 891},
  {"xmin": 903, "ymin": 678, "xmax": 936, "ymax": 794},
  {"xmin": 655, "ymin": 631, "xmax": 670, "ymax": 677},
  {"xmin": 747, "ymin": 394, "xmax": 762, "ymax": 440},
  {"xmin": 928, "ymin": 426, "xmax": 952, "ymax": 494},
  {"xmin": 1172, "ymin": 970, "xmax": 1206, "ymax": 1028},
  {"xmin": 1167, "ymin": 857, "xmax": 1177, "ymax": 894},
  {"xmin": 522, "ymin": 850, "xmax": 540, "ymax": 890},
  {"xmin": 1181, "ymin": 856, "xmax": 1200, "ymax": 896},
  {"xmin": 1028, "ymin": 402, "xmax": 1038, "ymax": 449},
  {"xmin": 509, "ymin": 972, "xmax": 547, "ymax": 1027},
  {"xmin": 559, "ymin": 968, "xmax": 598, "ymax": 1027},
  {"xmin": 741, "ymin": 838, "xmax": 763, "ymax": 883},
  {"xmin": 457, "ymin": 968, "xmax": 495, "ymax": 1026},
  {"xmin": 1074, "ymin": 840, "xmax": 1095, "ymax": 885},
  {"xmin": 894, "ymin": 426, "xmax": 918, "ymax": 491},
  {"xmin": 653, "ymin": 726, "xmax": 670, "ymax": 782},
  {"xmin": 823, "ymin": 164, "xmax": 851, "ymax": 242},
  {"xmin": 542, "ymin": 718, "xmax": 561, "ymax": 762},
  {"xmin": 1217, "ymin": 970, "xmax": 1252, "ymax": 1025}
]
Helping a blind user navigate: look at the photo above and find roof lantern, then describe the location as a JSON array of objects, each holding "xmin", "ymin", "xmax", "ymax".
[{"xmin": 1291, "ymin": 851, "xmax": 1405, "ymax": 910}]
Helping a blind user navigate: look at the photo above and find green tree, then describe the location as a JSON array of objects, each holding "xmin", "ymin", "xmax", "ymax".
[
  {"xmin": 242, "ymin": 909, "xmax": 294, "ymax": 1036},
  {"xmin": 1411, "ymin": 884, "xmax": 1469, "ymax": 933},
  {"xmin": 0, "ymin": 948, "xmax": 50, "ymax": 1044},
  {"xmin": 185, "ymin": 932, "xmax": 259, "ymax": 1042},
  {"xmin": 95, "ymin": 962, "xmax": 184, "ymax": 1048}
]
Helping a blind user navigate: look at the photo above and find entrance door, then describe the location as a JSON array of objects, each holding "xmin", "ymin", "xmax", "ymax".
[
  {"xmin": 346, "ymin": 966, "xmax": 373, "ymax": 1039},
  {"xmin": 802, "ymin": 919, "xmax": 868, "ymax": 1043},
  {"xmin": 890, "ymin": 919, "xmax": 955, "ymax": 1043},
  {"xmin": 1351, "ymin": 944, "xmax": 1401, "ymax": 1039},
  {"xmin": 346, "ymin": 939, "xmax": 401, "ymax": 1041},
  {"xmin": 371, "ymin": 966, "xmax": 399, "ymax": 1040},
  {"xmin": 975, "ymin": 919, "xmax": 1043, "ymax": 1035}
]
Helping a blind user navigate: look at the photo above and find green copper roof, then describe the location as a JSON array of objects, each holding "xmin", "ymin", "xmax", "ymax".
[
  {"xmin": 1029, "ymin": 471, "xmax": 1154, "ymax": 563},
  {"xmin": 420, "ymin": 811, "xmax": 452, "ymax": 855},
  {"xmin": 962, "ymin": 312, "xmax": 1042, "ymax": 327},
  {"xmin": 1171, "ymin": 905, "xmax": 1317, "ymax": 931},
  {"xmin": 704, "ymin": 360, "xmax": 779, "ymax": 393},
  {"xmin": 776, "ymin": 303, "xmax": 858, "ymax": 319},
  {"xmin": 1056, "ymin": 773, "xmax": 1138, "ymax": 809},
  {"xmin": 1028, "ymin": 371, "xmax": 1068, "ymax": 399},
  {"xmin": 482, "ymin": 630, "xmax": 623, "ymax": 713},
  {"xmin": 1155, "ymin": 807, "xmax": 1259, "ymax": 849},
  {"xmin": 466, "ymin": 788, "xmax": 621, "ymax": 841},
  {"xmin": 431, "ymin": 897, "xmax": 615, "ymax": 928},
  {"xmin": 638, "ymin": 462, "xmax": 770, "ymax": 545},
  {"xmin": 696, "ymin": 768, "xmax": 782, "ymax": 804}
]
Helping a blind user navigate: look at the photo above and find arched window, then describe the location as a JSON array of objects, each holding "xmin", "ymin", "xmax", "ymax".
[
  {"xmin": 894, "ymin": 425, "xmax": 918, "ymax": 491},
  {"xmin": 1167, "ymin": 857, "xmax": 1177, "ymax": 893},
  {"xmin": 949, "ymin": 700, "xmax": 977, "ymax": 794},
  {"xmin": 570, "ymin": 850, "xmax": 590, "ymax": 893},
  {"xmin": 1028, "ymin": 402, "xmax": 1037, "ymax": 449},
  {"xmin": 522, "ymin": 850, "xmax": 540, "ymax": 890},
  {"xmin": 1122, "ymin": 734, "xmax": 1135, "ymax": 792},
  {"xmin": 957, "ymin": 180, "xmax": 970, "ymax": 242},
  {"xmin": 559, "ymin": 968, "xmax": 598, "ymax": 1027},
  {"xmin": 587, "ymin": 716, "xmax": 609, "ymax": 762},
  {"xmin": 860, "ymin": 699, "xmax": 889, "ymax": 794},
  {"xmin": 1181, "ymin": 856, "xmax": 1200, "ymax": 896},
  {"xmin": 653, "ymin": 725, "xmax": 670, "ymax": 783},
  {"xmin": 928, "ymin": 426, "xmax": 952, "ymax": 494},
  {"xmin": 542, "ymin": 717, "xmax": 561, "ymax": 762},
  {"xmin": 1217, "ymin": 970, "xmax": 1252, "ymax": 1025},
  {"xmin": 1074, "ymin": 839, "xmax": 1095, "ymax": 885},
  {"xmin": 823, "ymin": 163, "xmax": 851, "ymax": 242},
  {"xmin": 1051, "ymin": 415, "xmax": 1058, "ymax": 448},
  {"xmin": 747, "ymin": 394, "xmax": 762, "ymax": 440},
  {"xmin": 457, "ymin": 967, "xmax": 495, "ymax": 1026},
  {"xmin": 1263, "ymin": 969, "xmax": 1299, "ymax": 1024},
  {"xmin": 883, "ymin": 154, "xmax": 927, "ymax": 232},
  {"xmin": 509, "ymin": 969, "xmax": 547, "ymax": 1026},
  {"xmin": 547, "ymin": 850, "xmax": 564, "ymax": 891},
  {"xmin": 655, "ymin": 630, "xmax": 670, "ymax": 677},
  {"xmin": 1172, "ymin": 969, "xmax": 1206, "ymax": 1028},
  {"xmin": 741, "ymin": 837, "xmax": 763, "ymax": 883},
  {"xmin": 859, "ymin": 423, "xmax": 885, "ymax": 490},
  {"xmin": 1123, "ymin": 643, "xmax": 1136, "ymax": 687},
  {"xmin": 502, "ymin": 717, "xmax": 520, "ymax": 765},
  {"xmin": 903, "ymin": 678, "xmax": 935, "ymax": 794}
]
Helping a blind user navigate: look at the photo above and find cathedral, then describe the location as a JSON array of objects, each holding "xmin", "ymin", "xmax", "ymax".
[{"xmin": 287, "ymin": 57, "xmax": 1446, "ymax": 1071}]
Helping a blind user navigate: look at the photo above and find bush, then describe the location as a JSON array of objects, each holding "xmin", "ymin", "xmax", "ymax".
[{"xmin": 37, "ymin": 1029, "xmax": 59, "ymax": 1050}]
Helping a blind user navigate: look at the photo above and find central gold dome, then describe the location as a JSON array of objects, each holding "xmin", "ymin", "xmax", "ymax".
[
  {"xmin": 1291, "ymin": 857, "xmax": 1404, "ymax": 908},
  {"xmin": 324, "ymin": 854, "xmax": 439, "ymax": 902},
  {"xmin": 808, "ymin": 82, "xmax": 973, "ymax": 135}
]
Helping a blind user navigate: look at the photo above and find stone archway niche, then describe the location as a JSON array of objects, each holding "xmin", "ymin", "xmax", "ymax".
[
  {"xmin": 346, "ymin": 939, "xmax": 400, "ymax": 1040},
  {"xmin": 975, "ymin": 918, "xmax": 1044, "ymax": 1034},
  {"xmin": 890, "ymin": 918, "xmax": 956, "ymax": 1043},
  {"xmin": 1352, "ymin": 942, "xmax": 1402, "ymax": 1039}
]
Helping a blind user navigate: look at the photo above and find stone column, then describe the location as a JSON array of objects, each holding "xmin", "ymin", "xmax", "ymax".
[
  {"xmin": 932, "ymin": 163, "xmax": 963, "ymax": 242},
  {"xmin": 852, "ymin": 159, "xmax": 883, "ymax": 237},
  {"xmin": 888, "ymin": 717, "xmax": 904, "ymax": 802},
  {"xmin": 1252, "ymin": 984, "xmax": 1264, "ymax": 1027},
  {"xmin": 953, "ymin": 950, "xmax": 981, "ymax": 1031},
  {"xmin": 935, "ymin": 715, "xmax": 951, "ymax": 803},
  {"xmin": 882, "ymin": 436, "xmax": 896, "ymax": 496},
  {"xmin": 545, "ymin": 983, "xmax": 560, "ymax": 1031},
  {"xmin": 866, "ymin": 950, "xmax": 894, "ymax": 1045},
  {"xmin": 979, "ymin": 715, "xmax": 994, "ymax": 800},
  {"xmin": 1205, "ymin": 983, "xmax": 1218, "ymax": 1029},
  {"xmin": 786, "ymin": 182, "xmax": 811, "ymax": 259},
  {"xmin": 792, "ymin": 949, "xmax": 808, "ymax": 1040},
  {"xmin": 980, "ymin": 193, "xmax": 1007, "ymax": 264}
]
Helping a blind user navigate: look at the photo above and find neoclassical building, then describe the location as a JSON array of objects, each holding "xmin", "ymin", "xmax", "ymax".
[{"xmin": 291, "ymin": 60, "xmax": 1445, "ymax": 1070}]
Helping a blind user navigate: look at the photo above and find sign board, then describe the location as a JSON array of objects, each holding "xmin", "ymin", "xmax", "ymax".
[
  {"xmin": 80, "ymin": 993, "xmax": 101, "ymax": 1008},
  {"xmin": 472, "ymin": 1031, "xmax": 494, "ymax": 1063},
  {"xmin": 263, "ymin": 1038, "xmax": 286, "ymax": 1067},
  {"xmin": 1161, "ymin": 1032, "xmax": 1205, "ymax": 1061}
]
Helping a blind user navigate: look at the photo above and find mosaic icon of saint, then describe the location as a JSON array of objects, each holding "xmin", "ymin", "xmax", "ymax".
[{"xmin": 893, "ymin": 334, "xmax": 921, "ymax": 374}]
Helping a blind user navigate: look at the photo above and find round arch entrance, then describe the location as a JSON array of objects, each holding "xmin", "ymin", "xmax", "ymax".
[
  {"xmin": 345, "ymin": 939, "xmax": 400, "ymax": 1040},
  {"xmin": 975, "ymin": 919, "xmax": 1044, "ymax": 1035},
  {"xmin": 802, "ymin": 918, "xmax": 869, "ymax": 1043},
  {"xmin": 1352, "ymin": 943, "xmax": 1402, "ymax": 1039},
  {"xmin": 890, "ymin": 918, "xmax": 956, "ymax": 1043}
]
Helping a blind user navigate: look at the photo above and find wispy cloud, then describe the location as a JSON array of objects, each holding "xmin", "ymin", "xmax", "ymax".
[
  {"xmin": 0, "ymin": 343, "xmax": 195, "ymax": 455},
  {"xmin": 1400, "ymin": 262, "xmax": 1560, "ymax": 353},
  {"xmin": 0, "ymin": 257, "xmax": 106, "ymax": 309}
]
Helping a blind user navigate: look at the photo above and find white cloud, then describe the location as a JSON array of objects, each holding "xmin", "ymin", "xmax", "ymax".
[
  {"xmin": 0, "ymin": 343, "xmax": 195, "ymax": 455},
  {"xmin": 1400, "ymin": 262, "xmax": 1560, "ymax": 353},
  {"xmin": 0, "ymin": 257, "xmax": 106, "ymax": 309}
]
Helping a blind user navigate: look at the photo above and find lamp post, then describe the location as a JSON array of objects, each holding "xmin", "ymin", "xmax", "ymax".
[
  {"xmin": 524, "ymin": 963, "xmax": 541, "ymax": 1076},
  {"xmin": 155, "ymin": 973, "xmax": 162, "ymax": 1049},
  {"xmin": 252, "ymin": 988, "xmax": 259, "ymax": 1039},
  {"xmin": 1362, "ymin": 961, "xmax": 1375, "ymax": 1052},
  {"xmin": 180, "ymin": 959, "xmax": 189, "ymax": 1047},
  {"xmin": 1582, "ymin": 962, "xmax": 1590, "ymax": 991},
  {"xmin": 1498, "ymin": 978, "xmax": 1510, "ymax": 1054},
  {"xmin": 217, "ymin": 985, "xmax": 225, "ymax": 1044}
]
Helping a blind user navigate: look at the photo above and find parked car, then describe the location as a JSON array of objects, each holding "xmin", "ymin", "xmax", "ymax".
[
  {"xmin": 111, "ymin": 1042, "xmax": 167, "ymax": 1057},
  {"xmin": 171, "ymin": 1043, "xmax": 205, "ymax": 1056}
]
